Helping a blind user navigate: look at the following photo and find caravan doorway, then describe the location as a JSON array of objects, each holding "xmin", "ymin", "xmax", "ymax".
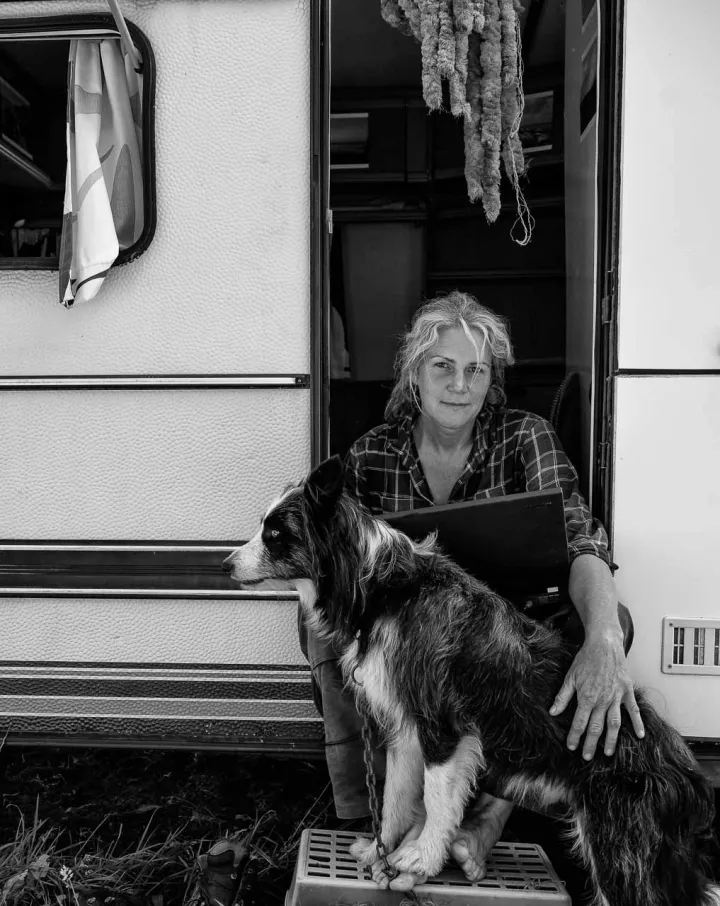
[{"xmin": 325, "ymin": 0, "xmax": 611, "ymax": 508}]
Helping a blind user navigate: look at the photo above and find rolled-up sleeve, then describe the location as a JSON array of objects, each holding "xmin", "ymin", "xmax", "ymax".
[{"xmin": 519, "ymin": 416, "xmax": 613, "ymax": 569}]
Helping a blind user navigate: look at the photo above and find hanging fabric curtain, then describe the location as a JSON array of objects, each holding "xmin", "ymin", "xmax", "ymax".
[{"xmin": 59, "ymin": 38, "xmax": 143, "ymax": 308}]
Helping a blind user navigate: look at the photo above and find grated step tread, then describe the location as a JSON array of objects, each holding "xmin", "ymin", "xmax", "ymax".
[{"xmin": 285, "ymin": 828, "xmax": 571, "ymax": 905}]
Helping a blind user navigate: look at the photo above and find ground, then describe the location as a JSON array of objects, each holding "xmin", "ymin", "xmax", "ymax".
[
  {"xmin": 0, "ymin": 746, "xmax": 335, "ymax": 906},
  {"xmin": 0, "ymin": 746, "xmax": 716, "ymax": 905}
]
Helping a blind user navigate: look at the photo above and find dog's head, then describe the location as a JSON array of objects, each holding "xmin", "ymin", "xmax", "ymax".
[
  {"xmin": 224, "ymin": 456, "xmax": 432, "ymax": 640},
  {"xmin": 222, "ymin": 455, "xmax": 345, "ymax": 592}
]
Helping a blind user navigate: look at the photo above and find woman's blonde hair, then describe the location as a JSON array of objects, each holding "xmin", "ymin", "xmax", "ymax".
[{"xmin": 384, "ymin": 291, "xmax": 515, "ymax": 421}]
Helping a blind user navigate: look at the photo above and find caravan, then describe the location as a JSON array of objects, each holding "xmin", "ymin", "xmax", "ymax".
[{"xmin": 0, "ymin": 0, "xmax": 718, "ymax": 784}]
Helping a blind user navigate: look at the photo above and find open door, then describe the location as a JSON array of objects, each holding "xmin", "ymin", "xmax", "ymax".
[{"xmin": 326, "ymin": 0, "xmax": 606, "ymax": 502}]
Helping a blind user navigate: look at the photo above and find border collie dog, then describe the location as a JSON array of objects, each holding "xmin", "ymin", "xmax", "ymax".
[{"xmin": 224, "ymin": 456, "xmax": 720, "ymax": 906}]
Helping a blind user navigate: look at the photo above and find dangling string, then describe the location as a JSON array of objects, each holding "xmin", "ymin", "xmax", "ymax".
[
  {"xmin": 106, "ymin": 0, "xmax": 142, "ymax": 72},
  {"xmin": 508, "ymin": 14, "xmax": 534, "ymax": 246}
]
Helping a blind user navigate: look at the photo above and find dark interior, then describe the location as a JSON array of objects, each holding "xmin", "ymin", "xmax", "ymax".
[
  {"xmin": 328, "ymin": 0, "xmax": 580, "ymax": 469},
  {"xmin": 0, "ymin": 40, "xmax": 68, "ymax": 260}
]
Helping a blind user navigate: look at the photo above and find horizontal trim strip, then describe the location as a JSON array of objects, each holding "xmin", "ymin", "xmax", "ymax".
[
  {"xmin": 0, "ymin": 696, "xmax": 318, "ymax": 719},
  {"xmin": 0, "ymin": 374, "xmax": 310, "ymax": 389},
  {"xmin": 0, "ymin": 544, "xmax": 236, "ymax": 551},
  {"xmin": 0, "ymin": 733, "xmax": 324, "ymax": 754},
  {"xmin": 0, "ymin": 679, "xmax": 312, "ymax": 699},
  {"xmin": 0, "ymin": 588, "xmax": 299, "ymax": 600},
  {"xmin": 615, "ymin": 369, "xmax": 720, "ymax": 377},
  {"xmin": 0, "ymin": 715, "xmax": 324, "ymax": 743},
  {"xmin": 0, "ymin": 29, "xmax": 120, "ymax": 39},
  {"xmin": 0, "ymin": 546, "xmax": 240, "ymax": 590},
  {"xmin": 0, "ymin": 546, "xmax": 239, "ymax": 590},
  {"xmin": 0, "ymin": 662, "xmax": 308, "ymax": 672}
]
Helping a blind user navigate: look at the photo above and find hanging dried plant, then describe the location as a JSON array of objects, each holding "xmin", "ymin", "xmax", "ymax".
[
  {"xmin": 438, "ymin": 0, "xmax": 457, "ymax": 80},
  {"xmin": 463, "ymin": 32, "xmax": 485, "ymax": 202},
  {"xmin": 449, "ymin": 32, "xmax": 471, "ymax": 119},
  {"xmin": 479, "ymin": 0, "xmax": 502, "ymax": 222},
  {"xmin": 398, "ymin": 0, "xmax": 423, "ymax": 40},
  {"xmin": 419, "ymin": 0, "xmax": 443, "ymax": 110},
  {"xmin": 499, "ymin": 0, "xmax": 524, "ymax": 179},
  {"xmin": 380, "ymin": 0, "xmax": 533, "ymax": 241},
  {"xmin": 499, "ymin": 0, "xmax": 533, "ymax": 242},
  {"xmin": 452, "ymin": 0, "xmax": 474, "ymax": 34},
  {"xmin": 380, "ymin": 0, "xmax": 415, "ymax": 36},
  {"xmin": 471, "ymin": 0, "xmax": 486, "ymax": 33},
  {"xmin": 499, "ymin": 0, "xmax": 518, "ymax": 85}
]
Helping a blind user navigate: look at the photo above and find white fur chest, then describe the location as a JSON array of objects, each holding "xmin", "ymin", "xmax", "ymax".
[{"xmin": 341, "ymin": 633, "xmax": 405, "ymax": 738}]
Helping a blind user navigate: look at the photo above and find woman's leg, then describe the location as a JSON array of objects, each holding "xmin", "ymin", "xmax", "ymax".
[{"xmin": 298, "ymin": 608, "xmax": 385, "ymax": 819}]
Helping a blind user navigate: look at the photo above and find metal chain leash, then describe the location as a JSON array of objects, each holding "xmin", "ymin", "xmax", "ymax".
[{"xmin": 360, "ymin": 708, "xmax": 423, "ymax": 906}]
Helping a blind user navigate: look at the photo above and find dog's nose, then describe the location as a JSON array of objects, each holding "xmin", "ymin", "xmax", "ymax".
[{"xmin": 221, "ymin": 556, "xmax": 233, "ymax": 574}]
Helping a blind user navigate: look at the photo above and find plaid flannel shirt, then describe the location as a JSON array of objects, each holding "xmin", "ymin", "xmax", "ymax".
[{"xmin": 343, "ymin": 407, "xmax": 612, "ymax": 568}]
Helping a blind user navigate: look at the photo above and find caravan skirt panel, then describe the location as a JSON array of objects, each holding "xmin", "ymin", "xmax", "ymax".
[{"xmin": 0, "ymin": 595, "xmax": 323, "ymax": 748}]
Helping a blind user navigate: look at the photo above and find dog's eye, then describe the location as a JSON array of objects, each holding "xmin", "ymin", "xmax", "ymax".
[{"xmin": 269, "ymin": 529, "xmax": 280, "ymax": 539}]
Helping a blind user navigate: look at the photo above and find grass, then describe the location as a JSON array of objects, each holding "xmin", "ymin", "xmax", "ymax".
[
  {"xmin": 0, "ymin": 747, "xmax": 337, "ymax": 905},
  {"xmin": 1, "ymin": 746, "xmax": 715, "ymax": 905},
  {"xmin": 0, "ymin": 807, "xmax": 197, "ymax": 905}
]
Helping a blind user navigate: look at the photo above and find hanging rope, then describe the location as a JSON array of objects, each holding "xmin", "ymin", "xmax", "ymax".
[
  {"xmin": 106, "ymin": 0, "xmax": 142, "ymax": 72},
  {"xmin": 381, "ymin": 0, "xmax": 533, "ymax": 243}
]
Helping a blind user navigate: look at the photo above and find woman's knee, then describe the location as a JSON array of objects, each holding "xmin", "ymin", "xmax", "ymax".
[
  {"xmin": 298, "ymin": 607, "xmax": 344, "ymax": 669},
  {"xmin": 617, "ymin": 602, "xmax": 634, "ymax": 655}
]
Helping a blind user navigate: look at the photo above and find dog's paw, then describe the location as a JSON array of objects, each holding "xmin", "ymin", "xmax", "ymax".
[
  {"xmin": 392, "ymin": 840, "xmax": 445, "ymax": 879},
  {"xmin": 349, "ymin": 836, "xmax": 379, "ymax": 867},
  {"xmin": 373, "ymin": 864, "xmax": 428, "ymax": 891}
]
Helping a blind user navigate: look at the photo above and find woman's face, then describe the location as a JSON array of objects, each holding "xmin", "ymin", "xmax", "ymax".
[{"xmin": 415, "ymin": 326, "xmax": 493, "ymax": 433}]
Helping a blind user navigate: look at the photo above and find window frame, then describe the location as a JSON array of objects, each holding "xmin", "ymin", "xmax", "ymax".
[{"xmin": 0, "ymin": 13, "xmax": 156, "ymax": 271}]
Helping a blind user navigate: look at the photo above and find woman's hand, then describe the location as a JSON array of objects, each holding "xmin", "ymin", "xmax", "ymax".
[{"xmin": 550, "ymin": 631, "xmax": 645, "ymax": 759}]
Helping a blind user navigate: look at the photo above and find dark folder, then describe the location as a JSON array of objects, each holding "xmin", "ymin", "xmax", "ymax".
[{"xmin": 382, "ymin": 488, "xmax": 569, "ymax": 608}]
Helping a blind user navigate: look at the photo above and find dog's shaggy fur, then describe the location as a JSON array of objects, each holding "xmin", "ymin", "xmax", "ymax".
[{"xmin": 224, "ymin": 456, "xmax": 720, "ymax": 906}]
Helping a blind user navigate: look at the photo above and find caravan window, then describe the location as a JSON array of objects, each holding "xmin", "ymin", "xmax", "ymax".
[{"xmin": 0, "ymin": 17, "xmax": 155, "ymax": 270}]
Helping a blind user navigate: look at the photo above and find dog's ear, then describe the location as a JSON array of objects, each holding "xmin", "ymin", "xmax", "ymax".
[{"xmin": 304, "ymin": 455, "xmax": 344, "ymax": 512}]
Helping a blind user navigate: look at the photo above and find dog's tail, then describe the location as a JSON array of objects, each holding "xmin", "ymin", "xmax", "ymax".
[{"xmin": 572, "ymin": 703, "xmax": 719, "ymax": 906}]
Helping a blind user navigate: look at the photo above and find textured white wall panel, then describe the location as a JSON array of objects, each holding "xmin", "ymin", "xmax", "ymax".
[
  {"xmin": 0, "ymin": 389, "xmax": 310, "ymax": 539},
  {"xmin": 617, "ymin": 0, "xmax": 720, "ymax": 369},
  {"xmin": 612, "ymin": 376, "xmax": 720, "ymax": 737},
  {"xmin": 0, "ymin": 596, "xmax": 305, "ymax": 665},
  {"xmin": 0, "ymin": 0, "xmax": 311, "ymax": 375}
]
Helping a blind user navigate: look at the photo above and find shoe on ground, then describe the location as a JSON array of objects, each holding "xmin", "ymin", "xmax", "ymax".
[
  {"xmin": 197, "ymin": 838, "xmax": 249, "ymax": 906},
  {"xmin": 235, "ymin": 856, "xmax": 259, "ymax": 906}
]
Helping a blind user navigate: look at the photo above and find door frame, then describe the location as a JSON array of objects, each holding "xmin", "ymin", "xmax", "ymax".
[
  {"xmin": 592, "ymin": 0, "xmax": 624, "ymax": 537},
  {"xmin": 311, "ymin": 0, "xmax": 331, "ymax": 465}
]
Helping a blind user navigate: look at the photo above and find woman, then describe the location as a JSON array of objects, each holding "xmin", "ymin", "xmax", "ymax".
[{"xmin": 300, "ymin": 291, "xmax": 645, "ymax": 891}]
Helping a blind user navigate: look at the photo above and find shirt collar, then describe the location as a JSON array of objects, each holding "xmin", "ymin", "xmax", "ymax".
[{"xmin": 389, "ymin": 405, "xmax": 497, "ymax": 497}]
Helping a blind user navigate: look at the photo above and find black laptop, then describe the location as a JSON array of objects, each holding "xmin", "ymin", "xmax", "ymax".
[{"xmin": 382, "ymin": 488, "xmax": 569, "ymax": 616}]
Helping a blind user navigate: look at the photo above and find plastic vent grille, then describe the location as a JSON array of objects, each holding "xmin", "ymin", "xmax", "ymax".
[
  {"xmin": 285, "ymin": 829, "xmax": 571, "ymax": 905},
  {"xmin": 662, "ymin": 617, "xmax": 720, "ymax": 675}
]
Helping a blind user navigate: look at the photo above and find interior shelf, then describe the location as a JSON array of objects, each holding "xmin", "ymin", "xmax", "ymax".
[{"xmin": 0, "ymin": 139, "xmax": 54, "ymax": 189}]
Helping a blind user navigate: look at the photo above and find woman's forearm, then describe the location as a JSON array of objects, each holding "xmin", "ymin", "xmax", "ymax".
[
  {"xmin": 553, "ymin": 553, "xmax": 644, "ymax": 756},
  {"xmin": 568, "ymin": 554, "xmax": 624, "ymax": 644}
]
